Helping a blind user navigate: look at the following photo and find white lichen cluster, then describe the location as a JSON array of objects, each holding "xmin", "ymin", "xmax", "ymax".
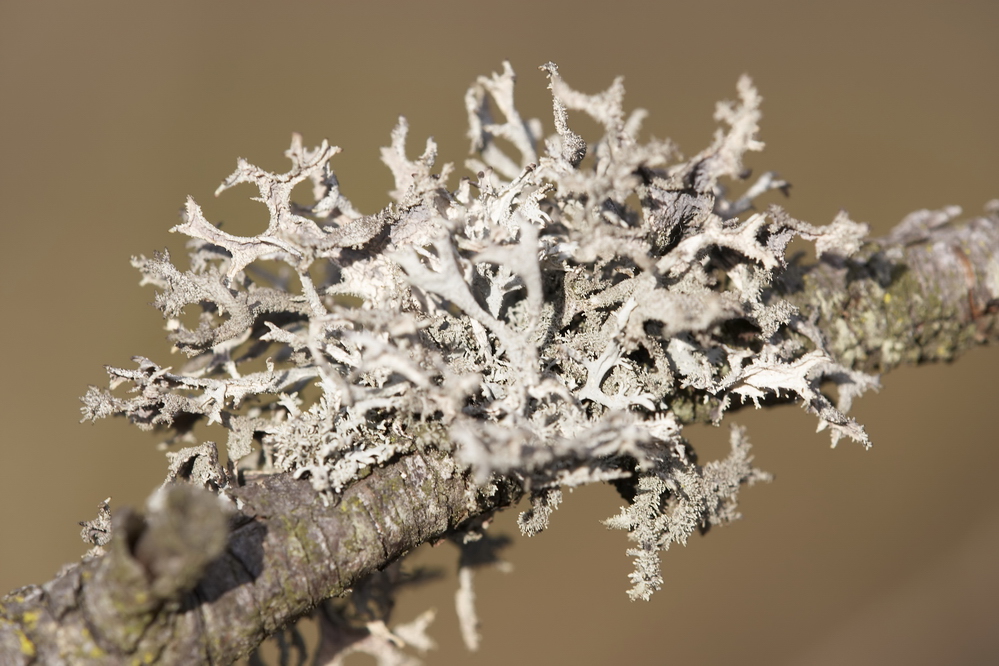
[{"xmin": 82, "ymin": 62, "xmax": 877, "ymax": 601}]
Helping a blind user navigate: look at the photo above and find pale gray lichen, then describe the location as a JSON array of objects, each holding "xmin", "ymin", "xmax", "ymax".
[
  {"xmin": 309, "ymin": 563, "xmax": 439, "ymax": 666},
  {"xmin": 82, "ymin": 62, "xmax": 878, "ymax": 602},
  {"xmin": 603, "ymin": 425, "xmax": 772, "ymax": 600},
  {"xmin": 79, "ymin": 497, "xmax": 113, "ymax": 559},
  {"xmin": 316, "ymin": 612, "xmax": 436, "ymax": 666},
  {"xmin": 449, "ymin": 523, "xmax": 513, "ymax": 652},
  {"xmin": 518, "ymin": 487, "xmax": 564, "ymax": 537}
]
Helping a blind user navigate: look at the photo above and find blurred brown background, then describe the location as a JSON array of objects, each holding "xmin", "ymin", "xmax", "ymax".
[{"xmin": 2, "ymin": 1, "xmax": 997, "ymax": 664}]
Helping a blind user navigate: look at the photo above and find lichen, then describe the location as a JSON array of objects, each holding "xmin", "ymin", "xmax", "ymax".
[{"xmin": 82, "ymin": 62, "xmax": 882, "ymax": 608}]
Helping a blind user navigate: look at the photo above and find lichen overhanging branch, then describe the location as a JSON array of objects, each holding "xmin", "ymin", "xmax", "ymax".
[
  {"xmin": 24, "ymin": 61, "xmax": 993, "ymax": 664},
  {"xmin": 78, "ymin": 61, "xmax": 881, "ymax": 603}
]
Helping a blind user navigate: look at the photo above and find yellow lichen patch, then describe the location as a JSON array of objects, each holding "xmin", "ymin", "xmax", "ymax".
[
  {"xmin": 17, "ymin": 628, "xmax": 35, "ymax": 657},
  {"xmin": 21, "ymin": 610, "xmax": 40, "ymax": 630},
  {"xmin": 78, "ymin": 627, "xmax": 106, "ymax": 658},
  {"xmin": 131, "ymin": 650, "xmax": 158, "ymax": 665}
]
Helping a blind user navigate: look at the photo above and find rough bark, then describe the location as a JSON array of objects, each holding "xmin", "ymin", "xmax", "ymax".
[
  {"xmin": 1, "ymin": 449, "xmax": 520, "ymax": 665},
  {"xmin": 782, "ymin": 206, "xmax": 999, "ymax": 373},
  {"xmin": 2, "ymin": 209, "xmax": 998, "ymax": 665}
]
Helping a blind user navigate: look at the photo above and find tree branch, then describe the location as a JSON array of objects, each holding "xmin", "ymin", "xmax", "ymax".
[
  {"xmin": 3, "ymin": 207, "xmax": 998, "ymax": 665},
  {"xmin": 785, "ymin": 204, "xmax": 999, "ymax": 373},
  {"xmin": 1, "ymin": 448, "xmax": 519, "ymax": 665}
]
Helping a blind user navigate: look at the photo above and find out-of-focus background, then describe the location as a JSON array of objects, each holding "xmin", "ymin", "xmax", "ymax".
[{"xmin": 2, "ymin": 1, "xmax": 997, "ymax": 663}]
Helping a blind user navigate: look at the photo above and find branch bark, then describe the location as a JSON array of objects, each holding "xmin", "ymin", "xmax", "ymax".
[{"xmin": 2, "ymin": 208, "xmax": 998, "ymax": 665}]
